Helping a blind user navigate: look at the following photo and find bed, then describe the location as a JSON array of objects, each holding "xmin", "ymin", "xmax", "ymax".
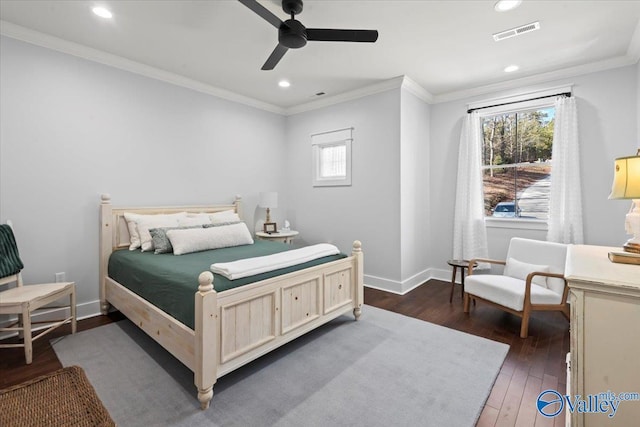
[{"xmin": 98, "ymin": 194, "xmax": 364, "ymax": 409}]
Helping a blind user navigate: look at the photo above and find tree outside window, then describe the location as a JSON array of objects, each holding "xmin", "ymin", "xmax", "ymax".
[{"xmin": 481, "ymin": 107, "xmax": 554, "ymax": 220}]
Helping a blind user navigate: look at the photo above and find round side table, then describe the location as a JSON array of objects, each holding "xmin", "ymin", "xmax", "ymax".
[
  {"xmin": 447, "ymin": 259, "xmax": 477, "ymax": 303},
  {"xmin": 255, "ymin": 230, "xmax": 299, "ymax": 244}
]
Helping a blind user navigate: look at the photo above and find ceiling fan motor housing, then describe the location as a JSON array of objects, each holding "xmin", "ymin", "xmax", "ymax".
[
  {"xmin": 279, "ymin": 19, "xmax": 307, "ymax": 48},
  {"xmin": 282, "ymin": 0, "xmax": 303, "ymax": 15}
]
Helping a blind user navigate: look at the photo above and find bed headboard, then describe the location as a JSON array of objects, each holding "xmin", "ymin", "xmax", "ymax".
[
  {"xmin": 98, "ymin": 193, "xmax": 243, "ymax": 312},
  {"xmin": 100, "ymin": 194, "xmax": 243, "ymax": 251}
]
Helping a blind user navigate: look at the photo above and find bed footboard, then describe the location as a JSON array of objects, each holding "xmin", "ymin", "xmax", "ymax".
[
  {"xmin": 195, "ymin": 272, "xmax": 217, "ymax": 410},
  {"xmin": 194, "ymin": 241, "xmax": 363, "ymax": 409}
]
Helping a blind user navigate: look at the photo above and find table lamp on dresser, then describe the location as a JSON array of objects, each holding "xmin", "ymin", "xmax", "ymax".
[{"xmin": 609, "ymin": 149, "xmax": 640, "ymax": 254}]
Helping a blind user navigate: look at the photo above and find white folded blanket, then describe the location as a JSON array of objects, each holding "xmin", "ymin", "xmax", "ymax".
[{"xmin": 210, "ymin": 243, "xmax": 340, "ymax": 280}]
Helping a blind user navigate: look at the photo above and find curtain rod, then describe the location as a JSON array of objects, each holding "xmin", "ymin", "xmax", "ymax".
[{"xmin": 467, "ymin": 92, "xmax": 571, "ymax": 114}]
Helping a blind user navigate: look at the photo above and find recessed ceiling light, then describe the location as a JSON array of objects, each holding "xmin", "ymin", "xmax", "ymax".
[
  {"xmin": 494, "ymin": 0, "xmax": 523, "ymax": 12},
  {"xmin": 504, "ymin": 65, "xmax": 519, "ymax": 73},
  {"xmin": 92, "ymin": 7, "xmax": 113, "ymax": 19},
  {"xmin": 278, "ymin": 80, "xmax": 291, "ymax": 88}
]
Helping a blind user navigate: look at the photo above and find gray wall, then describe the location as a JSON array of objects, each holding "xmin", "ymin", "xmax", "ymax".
[
  {"xmin": 1, "ymin": 35, "xmax": 638, "ymax": 310},
  {"xmin": 0, "ymin": 37, "xmax": 286, "ymax": 316},
  {"xmin": 284, "ymin": 86, "xmax": 431, "ymax": 293},
  {"xmin": 429, "ymin": 65, "xmax": 639, "ymax": 271},
  {"xmin": 400, "ymin": 88, "xmax": 431, "ymax": 289},
  {"xmin": 284, "ymin": 89, "xmax": 403, "ymax": 289}
]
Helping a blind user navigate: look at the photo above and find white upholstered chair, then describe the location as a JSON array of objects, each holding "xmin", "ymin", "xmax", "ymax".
[
  {"xmin": 463, "ymin": 237, "xmax": 569, "ymax": 338},
  {"xmin": 0, "ymin": 222, "xmax": 76, "ymax": 364}
]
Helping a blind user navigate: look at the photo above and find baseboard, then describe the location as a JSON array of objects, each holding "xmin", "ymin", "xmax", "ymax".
[
  {"xmin": 430, "ymin": 267, "xmax": 457, "ymax": 283},
  {"xmin": 365, "ymin": 268, "xmax": 453, "ymax": 295},
  {"xmin": 0, "ymin": 270, "xmax": 458, "ymax": 339},
  {"xmin": 0, "ymin": 299, "xmax": 102, "ymax": 340}
]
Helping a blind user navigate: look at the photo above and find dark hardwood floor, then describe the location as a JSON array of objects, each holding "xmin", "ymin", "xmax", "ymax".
[
  {"xmin": 0, "ymin": 311, "xmax": 125, "ymax": 389},
  {"xmin": 365, "ymin": 280, "xmax": 570, "ymax": 427},
  {"xmin": 0, "ymin": 279, "xmax": 569, "ymax": 426}
]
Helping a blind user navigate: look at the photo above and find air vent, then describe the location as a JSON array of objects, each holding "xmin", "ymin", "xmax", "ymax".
[{"xmin": 493, "ymin": 21, "xmax": 540, "ymax": 41}]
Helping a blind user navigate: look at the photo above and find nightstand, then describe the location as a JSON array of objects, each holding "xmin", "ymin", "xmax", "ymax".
[{"xmin": 255, "ymin": 230, "xmax": 299, "ymax": 244}]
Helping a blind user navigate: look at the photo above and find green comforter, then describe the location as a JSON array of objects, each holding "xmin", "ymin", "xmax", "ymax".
[{"xmin": 108, "ymin": 240, "xmax": 346, "ymax": 329}]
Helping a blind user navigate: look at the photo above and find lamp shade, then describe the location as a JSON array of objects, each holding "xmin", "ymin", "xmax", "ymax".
[
  {"xmin": 259, "ymin": 192, "xmax": 278, "ymax": 208},
  {"xmin": 609, "ymin": 152, "xmax": 640, "ymax": 199}
]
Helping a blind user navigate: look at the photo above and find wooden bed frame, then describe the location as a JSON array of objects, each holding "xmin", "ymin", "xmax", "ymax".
[{"xmin": 98, "ymin": 194, "xmax": 364, "ymax": 409}]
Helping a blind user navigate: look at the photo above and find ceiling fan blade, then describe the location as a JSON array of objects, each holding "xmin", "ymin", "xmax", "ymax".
[
  {"xmin": 261, "ymin": 44, "xmax": 289, "ymax": 70},
  {"xmin": 306, "ymin": 29, "xmax": 379, "ymax": 43},
  {"xmin": 238, "ymin": 0, "xmax": 284, "ymax": 29}
]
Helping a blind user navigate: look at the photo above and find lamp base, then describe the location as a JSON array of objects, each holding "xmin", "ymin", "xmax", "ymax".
[
  {"xmin": 621, "ymin": 199, "xmax": 640, "ymax": 254},
  {"xmin": 623, "ymin": 242, "xmax": 640, "ymax": 254}
]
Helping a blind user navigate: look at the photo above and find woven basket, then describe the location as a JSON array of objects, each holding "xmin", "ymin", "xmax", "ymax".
[{"xmin": 0, "ymin": 366, "xmax": 115, "ymax": 427}]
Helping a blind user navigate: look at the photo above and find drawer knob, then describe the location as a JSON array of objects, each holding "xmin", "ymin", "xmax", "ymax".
[
  {"xmin": 295, "ymin": 296, "xmax": 298, "ymax": 300},
  {"xmin": 338, "ymin": 284, "xmax": 343, "ymax": 289}
]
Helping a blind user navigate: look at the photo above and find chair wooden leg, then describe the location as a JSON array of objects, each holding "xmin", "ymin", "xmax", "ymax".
[
  {"xmin": 520, "ymin": 310, "xmax": 530, "ymax": 339},
  {"xmin": 17, "ymin": 313, "xmax": 24, "ymax": 339},
  {"xmin": 22, "ymin": 303, "xmax": 32, "ymax": 364},
  {"xmin": 463, "ymin": 292, "xmax": 471, "ymax": 313},
  {"xmin": 449, "ymin": 266, "xmax": 457, "ymax": 303},
  {"xmin": 70, "ymin": 285, "xmax": 77, "ymax": 334},
  {"xmin": 561, "ymin": 304, "xmax": 570, "ymax": 320}
]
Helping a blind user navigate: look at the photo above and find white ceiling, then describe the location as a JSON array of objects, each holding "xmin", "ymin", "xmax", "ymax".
[{"xmin": 1, "ymin": 0, "xmax": 639, "ymax": 113}]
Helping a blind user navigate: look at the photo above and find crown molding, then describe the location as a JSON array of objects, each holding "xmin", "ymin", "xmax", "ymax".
[
  {"xmin": 1, "ymin": 20, "xmax": 636, "ymax": 116},
  {"xmin": 432, "ymin": 54, "xmax": 638, "ymax": 104},
  {"xmin": 0, "ymin": 21, "xmax": 286, "ymax": 115},
  {"xmin": 284, "ymin": 75, "xmax": 434, "ymax": 115},
  {"xmin": 400, "ymin": 76, "xmax": 434, "ymax": 104},
  {"xmin": 284, "ymin": 76, "xmax": 406, "ymax": 116}
]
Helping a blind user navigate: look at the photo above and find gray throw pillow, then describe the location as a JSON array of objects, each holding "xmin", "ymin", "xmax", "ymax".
[{"xmin": 202, "ymin": 221, "xmax": 242, "ymax": 228}]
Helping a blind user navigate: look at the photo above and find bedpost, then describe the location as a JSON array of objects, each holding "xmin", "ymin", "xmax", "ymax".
[
  {"xmin": 99, "ymin": 194, "xmax": 112, "ymax": 315},
  {"xmin": 234, "ymin": 194, "xmax": 243, "ymax": 220},
  {"xmin": 194, "ymin": 271, "xmax": 218, "ymax": 410},
  {"xmin": 352, "ymin": 240, "xmax": 364, "ymax": 320}
]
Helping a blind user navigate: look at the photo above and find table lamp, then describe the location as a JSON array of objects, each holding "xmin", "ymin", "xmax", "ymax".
[
  {"xmin": 259, "ymin": 192, "xmax": 278, "ymax": 223},
  {"xmin": 609, "ymin": 149, "xmax": 640, "ymax": 254}
]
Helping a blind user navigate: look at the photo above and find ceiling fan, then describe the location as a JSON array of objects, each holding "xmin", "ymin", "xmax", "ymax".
[{"xmin": 238, "ymin": 0, "xmax": 379, "ymax": 70}]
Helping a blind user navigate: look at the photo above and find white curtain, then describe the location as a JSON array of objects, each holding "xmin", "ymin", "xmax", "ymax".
[
  {"xmin": 453, "ymin": 112, "xmax": 489, "ymax": 262},
  {"xmin": 547, "ymin": 96, "xmax": 584, "ymax": 244}
]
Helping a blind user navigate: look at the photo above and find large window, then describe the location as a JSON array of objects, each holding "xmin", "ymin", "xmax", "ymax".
[{"xmin": 481, "ymin": 106, "xmax": 555, "ymax": 220}]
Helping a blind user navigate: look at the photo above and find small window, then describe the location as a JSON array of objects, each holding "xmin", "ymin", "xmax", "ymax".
[
  {"xmin": 480, "ymin": 105, "xmax": 555, "ymax": 220},
  {"xmin": 312, "ymin": 128, "xmax": 352, "ymax": 187}
]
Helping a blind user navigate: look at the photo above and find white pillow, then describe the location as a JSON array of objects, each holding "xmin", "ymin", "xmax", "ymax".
[
  {"xmin": 209, "ymin": 210, "xmax": 241, "ymax": 225},
  {"xmin": 135, "ymin": 213, "xmax": 188, "ymax": 252},
  {"xmin": 168, "ymin": 223, "xmax": 253, "ymax": 255},
  {"xmin": 179, "ymin": 215, "xmax": 212, "ymax": 227},
  {"xmin": 504, "ymin": 257, "xmax": 550, "ymax": 288},
  {"xmin": 123, "ymin": 212, "xmax": 145, "ymax": 250}
]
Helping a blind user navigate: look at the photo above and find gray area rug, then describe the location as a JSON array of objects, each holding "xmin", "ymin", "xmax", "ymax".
[{"xmin": 52, "ymin": 305, "xmax": 508, "ymax": 426}]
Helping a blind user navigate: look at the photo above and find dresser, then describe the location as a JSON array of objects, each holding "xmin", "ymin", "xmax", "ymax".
[{"xmin": 565, "ymin": 245, "xmax": 640, "ymax": 427}]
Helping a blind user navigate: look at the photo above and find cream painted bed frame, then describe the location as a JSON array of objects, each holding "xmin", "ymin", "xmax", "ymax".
[{"xmin": 98, "ymin": 194, "xmax": 364, "ymax": 409}]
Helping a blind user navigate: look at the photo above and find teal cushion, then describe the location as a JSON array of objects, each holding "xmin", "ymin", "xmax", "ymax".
[{"xmin": 0, "ymin": 224, "xmax": 24, "ymax": 278}]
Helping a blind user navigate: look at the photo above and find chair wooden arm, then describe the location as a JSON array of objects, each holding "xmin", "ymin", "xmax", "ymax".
[
  {"xmin": 468, "ymin": 258, "xmax": 506, "ymax": 275},
  {"xmin": 525, "ymin": 271, "xmax": 569, "ymax": 301},
  {"xmin": 528, "ymin": 271, "xmax": 565, "ymax": 280}
]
